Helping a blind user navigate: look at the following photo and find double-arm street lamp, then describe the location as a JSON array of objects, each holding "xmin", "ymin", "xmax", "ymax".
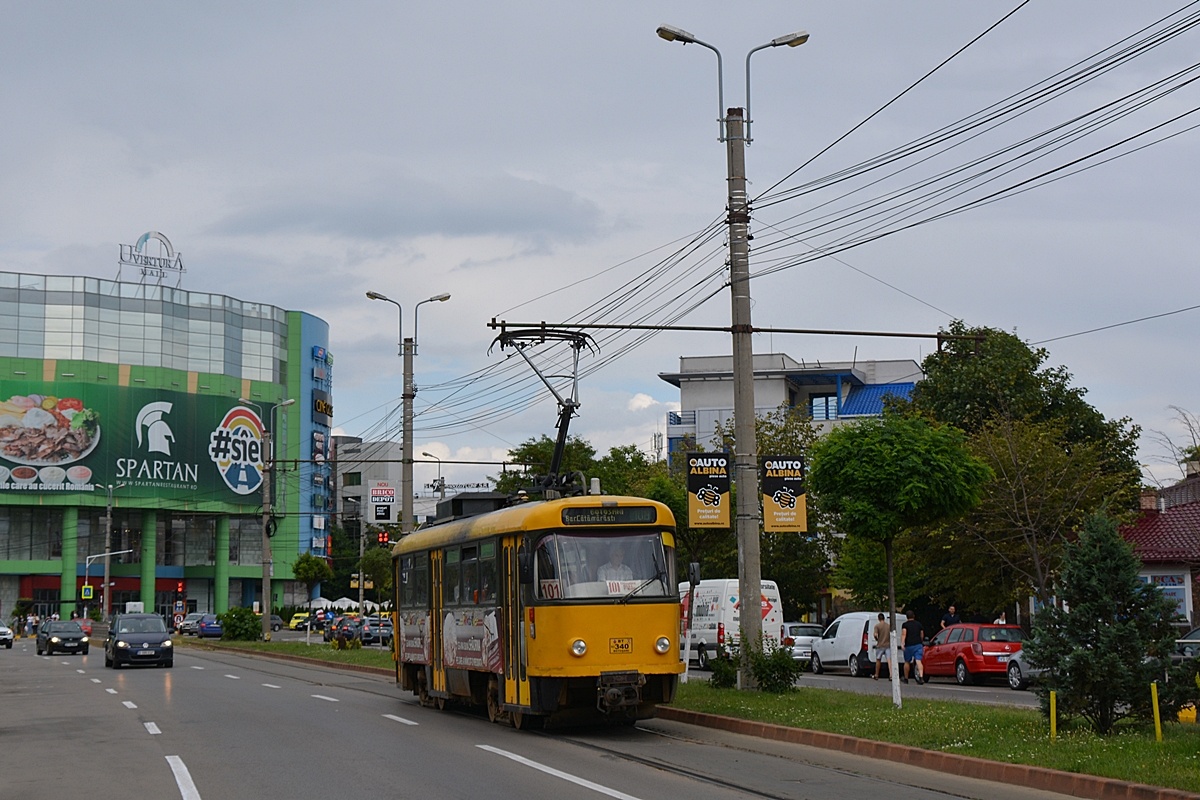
[
  {"xmin": 88, "ymin": 548, "xmax": 133, "ymax": 617},
  {"xmin": 422, "ymin": 451, "xmax": 446, "ymax": 501},
  {"xmin": 658, "ymin": 23, "xmax": 808, "ymax": 687},
  {"xmin": 239, "ymin": 396, "xmax": 296, "ymax": 641},
  {"xmin": 366, "ymin": 290, "xmax": 451, "ymax": 535},
  {"xmin": 101, "ymin": 482, "xmax": 127, "ymax": 620}
]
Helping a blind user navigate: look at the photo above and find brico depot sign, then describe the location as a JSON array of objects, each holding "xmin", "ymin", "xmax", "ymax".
[{"xmin": 370, "ymin": 480, "xmax": 396, "ymax": 523}]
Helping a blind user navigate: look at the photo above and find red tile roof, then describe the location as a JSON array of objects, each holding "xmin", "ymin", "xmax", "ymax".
[{"xmin": 1121, "ymin": 500, "xmax": 1200, "ymax": 563}]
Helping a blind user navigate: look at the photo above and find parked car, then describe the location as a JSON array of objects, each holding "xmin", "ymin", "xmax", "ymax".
[
  {"xmin": 1175, "ymin": 627, "xmax": 1200, "ymax": 660},
  {"xmin": 178, "ymin": 612, "xmax": 205, "ymax": 636},
  {"xmin": 197, "ymin": 614, "xmax": 223, "ymax": 639},
  {"xmin": 811, "ymin": 611, "xmax": 889, "ymax": 677},
  {"xmin": 0, "ymin": 622, "xmax": 13, "ymax": 649},
  {"xmin": 783, "ymin": 622, "xmax": 823, "ymax": 668},
  {"xmin": 269, "ymin": 615, "xmax": 283, "ymax": 631},
  {"xmin": 329, "ymin": 617, "xmax": 362, "ymax": 643},
  {"xmin": 105, "ymin": 613, "xmax": 173, "ymax": 668},
  {"xmin": 1005, "ymin": 648, "xmax": 1046, "ymax": 690},
  {"xmin": 289, "ymin": 613, "xmax": 314, "ymax": 630},
  {"xmin": 360, "ymin": 617, "xmax": 392, "ymax": 646},
  {"xmin": 37, "ymin": 620, "xmax": 89, "ymax": 656},
  {"xmin": 923, "ymin": 623, "xmax": 1023, "ymax": 685},
  {"xmin": 323, "ymin": 615, "xmax": 356, "ymax": 642}
]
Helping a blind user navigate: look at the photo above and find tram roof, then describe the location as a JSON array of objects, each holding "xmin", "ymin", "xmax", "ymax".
[{"xmin": 392, "ymin": 494, "xmax": 674, "ymax": 555}]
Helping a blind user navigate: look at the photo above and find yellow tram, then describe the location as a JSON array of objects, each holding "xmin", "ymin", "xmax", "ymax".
[{"xmin": 392, "ymin": 494, "xmax": 683, "ymax": 728}]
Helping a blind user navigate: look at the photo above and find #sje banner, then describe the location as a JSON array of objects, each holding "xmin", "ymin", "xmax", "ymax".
[
  {"xmin": 760, "ymin": 456, "xmax": 807, "ymax": 532},
  {"xmin": 687, "ymin": 452, "xmax": 730, "ymax": 529}
]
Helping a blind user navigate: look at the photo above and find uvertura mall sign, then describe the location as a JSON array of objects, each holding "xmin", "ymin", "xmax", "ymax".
[
  {"xmin": 118, "ymin": 230, "xmax": 185, "ymax": 281},
  {"xmin": 0, "ymin": 381, "xmax": 279, "ymax": 504}
]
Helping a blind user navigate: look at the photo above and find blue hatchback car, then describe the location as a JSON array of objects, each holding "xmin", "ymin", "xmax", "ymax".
[{"xmin": 197, "ymin": 614, "xmax": 223, "ymax": 639}]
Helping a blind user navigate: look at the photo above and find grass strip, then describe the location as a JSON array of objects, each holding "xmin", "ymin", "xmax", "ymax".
[
  {"xmin": 178, "ymin": 637, "xmax": 397, "ymax": 670},
  {"xmin": 672, "ymin": 682, "xmax": 1200, "ymax": 793}
]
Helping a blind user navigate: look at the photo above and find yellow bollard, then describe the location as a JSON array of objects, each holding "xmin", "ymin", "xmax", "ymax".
[
  {"xmin": 1152, "ymin": 681, "xmax": 1162, "ymax": 742},
  {"xmin": 1050, "ymin": 691, "xmax": 1057, "ymax": 740}
]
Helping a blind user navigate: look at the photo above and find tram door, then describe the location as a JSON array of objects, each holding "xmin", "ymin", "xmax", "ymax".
[
  {"xmin": 430, "ymin": 549, "xmax": 446, "ymax": 696},
  {"xmin": 502, "ymin": 536, "xmax": 530, "ymax": 709}
]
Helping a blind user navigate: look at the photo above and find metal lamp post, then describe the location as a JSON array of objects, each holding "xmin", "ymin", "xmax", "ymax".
[
  {"xmin": 366, "ymin": 290, "xmax": 451, "ymax": 535},
  {"xmin": 101, "ymin": 483, "xmax": 126, "ymax": 620},
  {"xmin": 658, "ymin": 23, "xmax": 808, "ymax": 688},
  {"xmin": 422, "ymin": 452, "xmax": 445, "ymax": 501},
  {"xmin": 239, "ymin": 396, "xmax": 296, "ymax": 641},
  {"xmin": 86, "ymin": 548, "xmax": 133, "ymax": 617}
]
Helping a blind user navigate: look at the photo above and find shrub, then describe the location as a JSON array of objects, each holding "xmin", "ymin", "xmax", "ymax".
[
  {"xmin": 708, "ymin": 649, "xmax": 739, "ymax": 689},
  {"xmin": 748, "ymin": 636, "xmax": 803, "ymax": 693},
  {"xmin": 218, "ymin": 606, "xmax": 263, "ymax": 641}
]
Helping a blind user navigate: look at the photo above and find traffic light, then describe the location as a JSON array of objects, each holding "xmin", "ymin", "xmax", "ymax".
[
  {"xmin": 377, "ymin": 531, "xmax": 389, "ymax": 546},
  {"xmin": 175, "ymin": 581, "xmax": 185, "ymax": 600}
]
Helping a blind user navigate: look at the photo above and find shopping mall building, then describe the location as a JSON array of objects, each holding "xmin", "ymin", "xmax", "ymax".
[{"xmin": 0, "ymin": 264, "xmax": 334, "ymax": 623}]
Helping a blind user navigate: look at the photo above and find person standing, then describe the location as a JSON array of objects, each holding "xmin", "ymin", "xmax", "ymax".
[
  {"xmin": 901, "ymin": 610, "xmax": 925, "ymax": 684},
  {"xmin": 872, "ymin": 612, "xmax": 890, "ymax": 680},
  {"xmin": 993, "ymin": 611, "xmax": 1007, "ymax": 624},
  {"xmin": 940, "ymin": 605, "xmax": 960, "ymax": 630}
]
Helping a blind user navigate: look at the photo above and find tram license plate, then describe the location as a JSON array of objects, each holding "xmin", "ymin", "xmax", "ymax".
[{"xmin": 609, "ymin": 637, "xmax": 633, "ymax": 654}]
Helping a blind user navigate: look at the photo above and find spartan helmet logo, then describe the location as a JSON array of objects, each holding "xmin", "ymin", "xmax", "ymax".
[{"xmin": 136, "ymin": 402, "xmax": 175, "ymax": 455}]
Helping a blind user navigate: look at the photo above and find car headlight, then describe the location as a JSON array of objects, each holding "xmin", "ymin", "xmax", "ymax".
[
  {"xmin": 655, "ymin": 636, "xmax": 671, "ymax": 654},
  {"xmin": 570, "ymin": 639, "xmax": 588, "ymax": 657},
  {"xmin": 163, "ymin": 639, "xmax": 173, "ymax": 647},
  {"xmin": 81, "ymin": 636, "xmax": 89, "ymax": 643},
  {"xmin": 116, "ymin": 640, "xmax": 130, "ymax": 649}
]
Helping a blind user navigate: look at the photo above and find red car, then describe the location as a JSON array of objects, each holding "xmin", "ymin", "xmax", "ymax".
[{"xmin": 922, "ymin": 623, "xmax": 1023, "ymax": 685}]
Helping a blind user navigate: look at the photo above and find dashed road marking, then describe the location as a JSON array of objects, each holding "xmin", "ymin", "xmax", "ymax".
[
  {"xmin": 477, "ymin": 745, "xmax": 643, "ymax": 800},
  {"xmin": 224, "ymin": 674, "xmax": 240, "ymax": 680},
  {"xmin": 262, "ymin": 683, "xmax": 281, "ymax": 689},
  {"xmin": 123, "ymin": 701, "xmax": 138, "ymax": 709},
  {"xmin": 383, "ymin": 714, "xmax": 418, "ymax": 726},
  {"xmin": 145, "ymin": 722, "xmax": 162, "ymax": 735},
  {"xmin": 166, "ymin": 756, "xmax": 202, "ymax": 800},
  {"xmin": 312, "ymin": 694, "xmax": 338, "ymax": 702}
]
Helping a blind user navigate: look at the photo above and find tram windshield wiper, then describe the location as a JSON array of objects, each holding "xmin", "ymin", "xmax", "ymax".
[{"xmin": 620, "ymin": 550, "xmax": 667, "ymax": 604}]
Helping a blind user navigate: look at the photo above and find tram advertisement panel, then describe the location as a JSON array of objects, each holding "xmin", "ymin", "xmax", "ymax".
[
  {"xmin": 399, "ymin": 610, "xmax": 431, "ymax": 663},
  {"xmin": 686, "ymin": 452, "xmax": 730, "ymax": 528},
  {"xmin": 760, "ymin": 455, "xmax": 807, "ymax": 532},
  {"xmin": 442, "ymin": 607, "xmax": 503, "ymax": 673}
]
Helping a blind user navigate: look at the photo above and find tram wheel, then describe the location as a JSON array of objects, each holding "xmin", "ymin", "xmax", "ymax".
[
  {"xmin": 511, "ymin": 710, "xmax": 544, "ymax": 731},
  {"xmin": 417, "ymin": 673, "xmax": 436, "ymax": 708},
  {"xmin": 486, "ymin": 678, "xmax": 504, "ymax": 724},
  {"xmin": 435, "ymin": 696, "xmax": 447, "ymax": 711}
]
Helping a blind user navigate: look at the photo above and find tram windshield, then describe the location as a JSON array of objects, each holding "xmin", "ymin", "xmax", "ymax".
[{"xmin": 534, "ymin": 531, "xmax": 674, "ymax": 600}]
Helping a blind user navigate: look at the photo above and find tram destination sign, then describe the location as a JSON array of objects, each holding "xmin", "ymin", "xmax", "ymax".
[{"xmin": 561, "ymin": 506, "xmax": 657, "ymax": 526}]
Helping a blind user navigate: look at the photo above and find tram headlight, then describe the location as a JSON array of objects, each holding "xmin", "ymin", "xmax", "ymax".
[
  {"xmin": 570, "ymin": 639, "xmax": 588, "ymax": 657},
  {"xmin": 655, "ymin": 636, "xmax": 671, "ymax": 654}
]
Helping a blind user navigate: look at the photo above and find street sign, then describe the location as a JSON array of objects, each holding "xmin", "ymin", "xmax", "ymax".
[
  {"xmin": 173, "ymin": 613, "xmax": 184, "ymax": 628},
  {"xmin": 81, "ymin": 585, "xmax": 93, "ymax": 600}
]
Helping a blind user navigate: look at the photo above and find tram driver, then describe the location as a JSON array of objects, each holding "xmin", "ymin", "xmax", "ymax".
[{"xmin": 597, "ymin": 544, "xmax": 634, "ymax": 582}]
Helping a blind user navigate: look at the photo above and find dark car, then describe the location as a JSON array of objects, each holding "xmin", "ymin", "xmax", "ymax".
[
  {"xmin": 323, "ymin": 615, "xmax": 355, "ymax": 642},
  {"xmin": 1176, "ymin": 627, "xmax": 1200, "ymax": 660},
  {"xmin": 360, "ymin": 617, "xmax": 392, "ymax": 647},
  {"xmin": 105, "ymin": 613, "xmax": 173, "ymax": 668},
  {"xmin": 197, "ymin": 614, "xmax": 223, "ymax": 639},
  {"xmin": 37, "ymin": 620, "xmax": 89, "ymax": 656},
  {"xmin": 923, "ymin": 623, "xmax": 1023, "ymax": 685}
]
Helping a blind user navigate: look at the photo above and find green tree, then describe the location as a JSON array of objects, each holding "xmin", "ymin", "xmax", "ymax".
[
  {"xmin": 490, "ymin": 434, "xmax": 596, "ymax": 495},
  {"xmin": 358, "ymin": 546, "xmax": 393, "ymax": 604},
  {"xmin": 292, "ymin": 552, "xmax": 333, "ymax": 608},
  {"xmin": 808, "ymin": 414, "xmax": 991, "ymax": 659},
  {"xmin": 591, "ymin": 443, "xmax": 657, "ymax": 496},
  {"xmin": 1024, "ymin": 514, "xmax": 1179, "ymax": 734}
]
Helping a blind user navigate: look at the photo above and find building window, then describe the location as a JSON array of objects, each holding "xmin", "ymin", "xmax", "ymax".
[
  {"xmin": 343, "ymin": 472, "xmax": 362, "ymax": 487},
  {"xmin": 810, "ymin": 393, "xmax": 839, "ymax": 421}
]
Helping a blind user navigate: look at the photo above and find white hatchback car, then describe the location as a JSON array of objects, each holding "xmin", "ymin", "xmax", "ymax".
[{"xmin": 0, "ymin": 622, "xmax": 13, "ymax": 648}]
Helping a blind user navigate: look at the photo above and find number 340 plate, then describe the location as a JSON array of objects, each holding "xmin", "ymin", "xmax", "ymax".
[{"xmin": 609, "ymin": 638, "xmax": 632, "ymax": 654}]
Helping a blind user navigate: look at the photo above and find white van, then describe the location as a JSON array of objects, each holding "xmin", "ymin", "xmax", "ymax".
[
  {"xmin": 811, "ymin": 611, "xmax": 898, "ymax": 678},
  {"xmin": 679, "ymin": 579, "xmax": 785, "ymax": 669}
]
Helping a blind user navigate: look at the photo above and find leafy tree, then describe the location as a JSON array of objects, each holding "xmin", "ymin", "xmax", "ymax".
[
  {"xmin": 358, "ymin": 546, "xmax": 393, "ymax": 604},
  {"xmin": 591, "ymin": 443, "xmax": 657, "ymax": 496},
  {"xmin": 218, "ymin": 606, "xmax": 262, "ymax": 641},
  {"xmin": 292, "ymin": 552, "xmax": 333, "ymax": 608},
  {"xmin": 1024, "ymin": 514, "xmax": 1179, "ymax": 734},
  {"xmin": 808, "ymin": 414, "xmax": 991, "ymax": 654},
  {"xmin": 490, "ymin": 434, "xmax": 596, "ymax": 495}
]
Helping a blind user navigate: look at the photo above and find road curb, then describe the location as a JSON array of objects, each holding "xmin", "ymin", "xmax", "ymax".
[
  {"xmin": 182, "ymin": 639, "xmax": 395, "ymax": 678},
  {"xmin": 655, "ymin": 707, "xmax": 1200, "ymax": 800}
]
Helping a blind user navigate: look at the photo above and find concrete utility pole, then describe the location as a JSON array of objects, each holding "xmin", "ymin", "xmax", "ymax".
[
  {"xmin": 241, "ymin": 397, "xmax": 294, "ymax": 642},
  {"xmin": 102, "ymin": 483, "xmax": 125, "ymax": 620},
  {"xmin": 658, "ymin": 24, "xmax": 809, "ymax": 688}
]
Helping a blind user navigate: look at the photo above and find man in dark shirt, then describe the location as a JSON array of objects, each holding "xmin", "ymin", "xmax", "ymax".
[
  {"xmin": 940, "ymin": 605, "xmax": 961, "ymax": 630},
  {"xmin": 901, "ymin": 610, "xmax": 925, "ymax": 684}
]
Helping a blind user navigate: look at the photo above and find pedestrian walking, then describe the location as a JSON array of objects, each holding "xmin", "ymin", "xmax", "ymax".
[
  {"xmin": 901, "ymin": 610, "xmax": 925, "ymax": 684},
  {"xmin": 872, "ymin": 612, "xmax": 890, "ymax": 680}
]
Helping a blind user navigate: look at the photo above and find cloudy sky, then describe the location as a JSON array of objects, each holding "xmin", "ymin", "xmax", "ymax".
[{"xmin": 3, "ymin": 2, "xmax": 1199, "ymax": 493}]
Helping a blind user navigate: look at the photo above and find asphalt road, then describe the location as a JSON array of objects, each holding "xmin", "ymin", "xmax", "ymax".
[{"xmin": 2, "ymin": 637, "xmax": 1073, "ymax": 800}]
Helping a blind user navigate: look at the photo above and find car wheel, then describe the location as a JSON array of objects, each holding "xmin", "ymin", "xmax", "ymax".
[
  {"xmin": 848, "ymin": 654, "xmax": 863, "ymax": 678},
  {"xmin": 955, "ymin": 659, "xmax": 973, "ymax": 686},
  {"xmin": 696, "ymin": 645, "xmax": 709, "ymax": 671},
  {"xmin": 811, "ymin": 652, "xmax": 824, "ymax": 674},
  {"xmin": 36, "ymin": 644, "xmax": 43, "ymax": 655},
  {"xmin": 273, "ymin": 624, "xmax": 281, "ymax": 631},
  {"xmin": 1007, "ymin": 661, "xmax": 1026, "ymax": 690},
  {"xmin": 81, "ymin": 648, "xmax": 89, "ymax": 656},
  {"xmin": 165, "ymin": 661, "xmax": 174, "ymax": 668},
  {"xmin": 104, "ymin": 652, "xmax": 113, "ymax": 668}
]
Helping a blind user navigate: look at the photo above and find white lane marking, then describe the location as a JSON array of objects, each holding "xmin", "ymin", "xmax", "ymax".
[
  {"xmin": 145, "ymin": 722, "xmax": 162, "ymax": 735},
  {"xmin": 106, "ymin": 688, "xmax": 118, "ymax": 694},
  {"xmin": 166, "ymin": 755, "xmax": 202, "ymax": 800},
  {"xmin": 91, "ymin": 678, "xmax": 102, "ymax": 683},
  {"xmin": 383, "ymin": 714, "xmax": 418, "ymax": 726},
  {"xmin": 191, "ymin": 665, "xmax": 204, "ymax": 670},
  {"xmin": 477, "ymin": 745, "xmax": 644, "ymax": 800},
  {"xmin": 311, "ymin": 694, "xmax": 339, "ymax": 702},
  {"xmin": 224, "ymin": 674, "xmax": 240, "ymax": 680},
  {"xmin": 262, "ymin": 683, "xmax": 281, "ymax": 689},
  {"xmin": 123, "ymin": 701, "xmax": 138, "ymax": 709},
  {"xmin": 75, "ymin": 668, "xmax": 85, "ymax": 673}
]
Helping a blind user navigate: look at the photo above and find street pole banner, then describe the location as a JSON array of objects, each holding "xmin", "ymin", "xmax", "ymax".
[
  {"xmin": 760, "ymin": 456, "xmax": 807, "ymax": 532},
  {"xmin": 687, "ymin": 452, "xmax": 730, "ymax": 528}
]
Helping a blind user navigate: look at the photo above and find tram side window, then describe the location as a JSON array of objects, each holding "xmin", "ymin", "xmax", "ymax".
[
  {"xmin": 461, "ymin": 545, "xmax": 479, "ymax": 605},
  {"xmin": 535, "ymin": 537, "xmax": 561, "ymax": 599},
  {"xmin": 401, "ymin": 553, "xmax": 429, "ymax": 608},
  {"xmin": 444, "ymin": 548, "xmax": 461, "ymax": 606},
  {"xmin": 479, "ymin": 541, "xmax": 497, "ymax": 604}
]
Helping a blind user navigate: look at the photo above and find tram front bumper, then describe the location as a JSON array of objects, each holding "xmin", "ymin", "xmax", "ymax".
[{"xmin": 597, "ymin": 670, "xmax": 646, "ymax": 712}]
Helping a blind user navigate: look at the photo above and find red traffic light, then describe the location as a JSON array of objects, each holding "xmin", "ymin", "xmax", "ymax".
[
  {"xmin": 377, "ymin": 531, "xmax": 389, "ymax": 546},
  {"xmin": 176, "ymin": 581, "xmax": 185, "ymax": 594}
]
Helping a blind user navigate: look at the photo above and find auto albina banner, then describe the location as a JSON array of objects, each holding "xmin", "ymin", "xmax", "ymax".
[
  {"xmin": 0, "ymin": 381, "xmax": 278, "ymax": 505},
  {"xmin": 686, "ymin": 452, "xmax": 730, "ymax": 528},
  {"xmin": 760, "ymin": 456, "xmax": 807, "ymax": 532}
]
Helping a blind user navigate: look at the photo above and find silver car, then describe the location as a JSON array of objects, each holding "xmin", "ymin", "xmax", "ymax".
[
  {"xmin": 1006, "ymin": 648, "xmax": 1046, "ymax": 690},
  {"xmin": 0, "ymin": 622, "xmax": 13, "ymax": 649},
  {"xmin": 784, "ymin": 622, "xmax": 823, "ymax": 668}
]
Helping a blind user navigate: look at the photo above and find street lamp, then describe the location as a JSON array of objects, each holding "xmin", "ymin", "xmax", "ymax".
[
  {"xmin": 366, "ymin": 290, "xmax": 452, "ymax": 535},
  {"xmin": 239, "ymin": 396, "xmax": 296, "ymax": 641},
  {"xmin": 86, "ymin": 548, "xmax": 133, "ymax": 617},
  {"xmin": 658, "ymin": 23, "xmax": 808, "ymax": 688},
  {"xmin": 422, "ymin": 452, "xmax": 445, "ymax": 501},
  {"xmin": 101, "ymin": 483, "xmax": 126, "ymax": 620}
]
